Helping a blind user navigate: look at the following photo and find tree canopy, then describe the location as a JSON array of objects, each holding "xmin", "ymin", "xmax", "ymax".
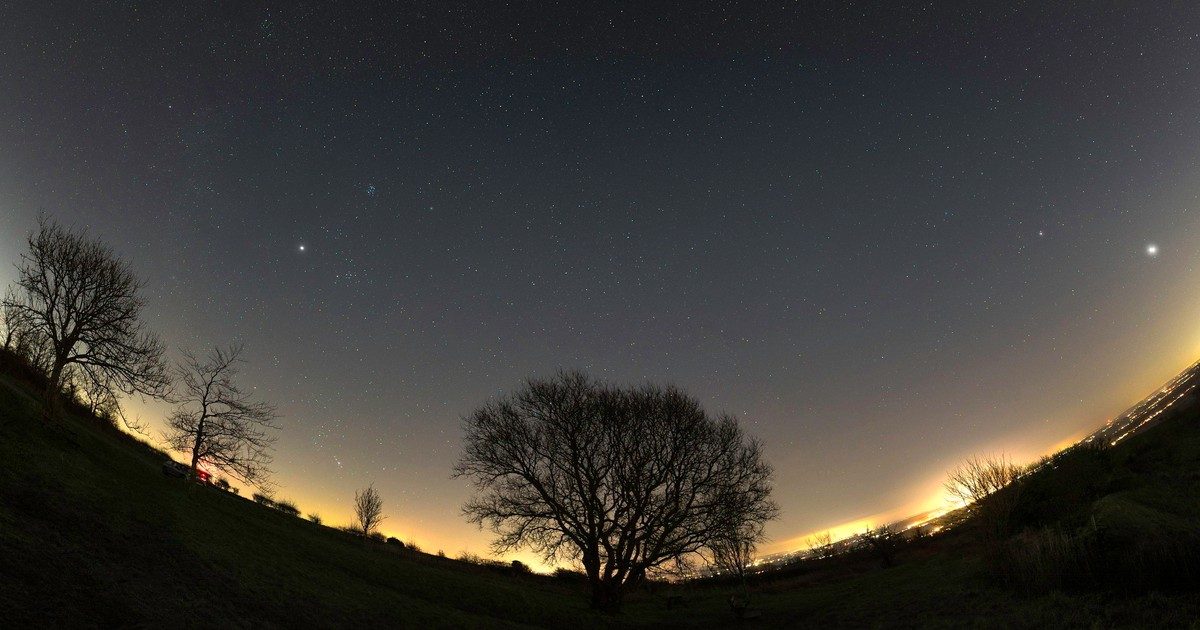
[
  {"xmin": 454, "ymin": 371, "xmax": 777, "ymax": 610},
  {"xmin": 3, "ymin": 217, "xmax": 169, "ymax": 416}
]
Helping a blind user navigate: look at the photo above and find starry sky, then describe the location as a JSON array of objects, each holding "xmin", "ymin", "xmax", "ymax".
[{"xmin": 3, "ymin": 3, "xmax": 1200, "ymax": 563}]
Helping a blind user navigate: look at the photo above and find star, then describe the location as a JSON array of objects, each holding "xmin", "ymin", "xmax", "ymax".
[
  {"xmin": 298, "ymin": 244, "xmax": 307, "ymax": 252},
  {"xmin": 1146, "ymin": 244, "xmax": 1158, "ymax": 257}
]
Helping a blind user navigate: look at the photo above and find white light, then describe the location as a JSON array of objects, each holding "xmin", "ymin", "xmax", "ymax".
[
  {"xmin": 1146, "ymin": 244, "xmax": 1158, "ymax": 256},
  {"xmin": 299, "ymin": 244, "xmax": 306, "ymax": 252}
]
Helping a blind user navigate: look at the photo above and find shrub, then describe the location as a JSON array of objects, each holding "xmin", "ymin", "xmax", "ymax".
[
  {"xmin": 275, "ymin": 499, "xmax": 300, "ymax": 516},
  {"xmin": 857, "ymin": 525, "xmax": 902, "ymax": 567},
  {"xmin": 996, "ymin": 527, "xmax": 1096, "ymax": 593},
  {"xmin": 252, "ymin": 492, "xmax": 275, "ymax": 508},
  {"xmin": 457, "ymin": 552, "xmax": 507, "ymax": 570},
  {"xmin": 214, "ymin": 477, "xmax": 231, "ymax": 491},
  {"xmin": 511, "ymin": 560, "xmax": 530, "ymax": 574},
  {"xmin": 307, "ymin": 513, "xmax": 322, "ymax": 525},
  {"xmin": 368, "ymin": 531, "xmax": 386, "ymax": 543},
  {"xmin": 386, "ymin": 537, "xmax": 405, "ymax": 548},
  {"xmin": 553, "ymin": 567, "xmax": 587, "ymax": 584}
]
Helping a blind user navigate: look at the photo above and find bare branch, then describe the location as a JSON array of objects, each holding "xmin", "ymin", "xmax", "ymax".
[
  {"xmin": 353, "ymin": 484, "xmax": 386, "ymax": 537},
  {"xmin": 453, "ymin": 370, "xmax": 778, "ymax": 611},
  {"xmin": 3, "ymin": 217, "xmax": 170, "ymax": 417},
  {"xmin": 944, "ymin": 454, "xmax": 1025, "ymax": 539},
  {"xmin": 162, "ymin": 344, "xmax": 280, "ymax": 487}
]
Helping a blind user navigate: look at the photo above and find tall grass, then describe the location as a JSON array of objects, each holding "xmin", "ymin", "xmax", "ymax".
[{"xmin": 996, "ymin": 526, "xmax": 1200, "ymax": 594}]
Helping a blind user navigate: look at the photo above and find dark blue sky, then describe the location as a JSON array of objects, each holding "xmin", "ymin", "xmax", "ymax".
[{"xmin": 2, "ymin": 2, "xmax": 1199, "ymax": 559}]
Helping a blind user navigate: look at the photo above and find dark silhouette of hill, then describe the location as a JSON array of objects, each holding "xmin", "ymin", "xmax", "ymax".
[
  {"xmin": 1084, "ymin": 359, "xmax": 1200, "ymax": 448},
  {"xmin": 1, "ymin": 347, "xmax": 1198, "ymax": 627}
]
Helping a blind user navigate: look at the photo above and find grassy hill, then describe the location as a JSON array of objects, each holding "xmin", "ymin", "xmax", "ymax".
[{"xmin": 2, "ymin": 366, "xmax": 1200, "ymax": 628}]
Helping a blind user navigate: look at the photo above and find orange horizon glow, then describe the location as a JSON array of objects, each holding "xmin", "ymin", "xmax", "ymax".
[{"xmin": 117, "ymin": 342, "xmax": 1200, "ymax": 573}]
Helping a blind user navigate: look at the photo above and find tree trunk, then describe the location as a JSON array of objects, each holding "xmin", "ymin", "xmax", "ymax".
[
  {"xmin": 188, "ymin": 418, "xmax": 205, "ymax": 481},
  {"xmin": 43, "ymin": 359, "xmax": 64, "ymax": 420}
]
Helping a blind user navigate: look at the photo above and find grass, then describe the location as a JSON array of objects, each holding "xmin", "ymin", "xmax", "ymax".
[{"xmin": 1, "ymin": 367, "xmax": 1199, "ymax": 627}]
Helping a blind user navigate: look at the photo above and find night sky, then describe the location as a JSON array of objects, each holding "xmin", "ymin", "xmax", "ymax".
[{"xmin": 3, "ymin": 3, "xmax": 1200, "ymax": 563}]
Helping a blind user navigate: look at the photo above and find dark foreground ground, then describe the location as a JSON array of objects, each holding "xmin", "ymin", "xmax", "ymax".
[{"xmin": 1, "ymin": 369, "xmax": 1198, "ymax": 628}]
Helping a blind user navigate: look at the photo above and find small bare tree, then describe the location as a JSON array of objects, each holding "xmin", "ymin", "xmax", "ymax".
[
  {"xmin": 944, "ymin": 454, "xmax": 1025, "ymax": 538},
  {"xmin": 455, "ymin": 371, "xmax": 778, "ymax": 611},
  {"xmin": 353, "ymin": 484, "xmax": 385, "ymax": 537},
  {"xmin": 3, "ymin": 217, "xmax": 170, "ymax": 416},
  {"xmin": 164, "ymin": 345, "xmax": 279, "ymax": 486},
  {"xmin": 808, "ymin": 531, "xmax": 833, "ymax": 559},
  {"xmin": 711, "ymin": 521, "xmax": 761, "ymax": 608}
]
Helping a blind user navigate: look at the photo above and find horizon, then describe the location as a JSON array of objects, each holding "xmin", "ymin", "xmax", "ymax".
[{"xmin": 4, "ymin": 3, "xmax": 1200, "ymax": 572}]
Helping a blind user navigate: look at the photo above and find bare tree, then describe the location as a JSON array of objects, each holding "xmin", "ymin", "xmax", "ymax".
[
  {"xmin": 454, "ymin": 371, "xmax": 778, "ymax": 611},
  {"xmin": 2, "ymin": 288, "xmax": 34, "ymax": 354},
  {"xmin": 2, "ymin": 285, "xmax": 52, "ymax": 377},
  {"xmin": 944, "ymin": 454, "xmax": 1025, "ymax": 538},
  {"xmin": 353, "ymin": 484, "xmax": 385, "ymax": 537},
  {"xmin": 808, "ymin": 530, "xmax": 833, "ymax": 559},
  {"xmin": 72, "ymin": 369, "xmax": 120, "ymax": 420},
  {"xmin": 163, "ymin": 345, "xmax": 279, "ymax": 486},
  {"xmin": 711, "ymin": 521, "xmax": 762, "ymax": 610},
  {"xmin": 3, "ymin": 217, "xmax": 169, "ymax": 416}
]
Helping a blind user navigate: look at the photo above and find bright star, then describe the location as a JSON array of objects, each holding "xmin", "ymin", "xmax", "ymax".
[
  {"xmin": 299, "ymin": 244, "xmax": 306, "ymax": 252},
  {"xmin": 1146, "ymin": 244, "xmax": 1158, "ymax": 256}
]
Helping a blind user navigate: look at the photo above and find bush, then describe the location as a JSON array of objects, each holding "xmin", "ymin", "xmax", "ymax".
[
  {"xmin": 367, "ymin": 531, "xmax": 386, "ymax": 543},
  {"xmin": 252, "ymin": 493, "xmax": 275, "ymax": 508},
  {"xmin": 214, "ymin": 477, "xmax": 231, "ymax": 491},
  {"xmin": 553, "ymin": 568, "xmax": 587, "ymax": 584},
  {"xmin": 307, "ymin": 513, "xmax": 322, "ymax": 525},
  {"xmin": 274, "ymin": 499, "xmax": 300, "ymax": 516},
  {"xmin": 511, "ymin": 560, "xmax": 530, "ymax": 574},
  {"xmin": 457, "ymin": 552, "xmax": 507, "ymax": 570},
  {"xmin": 386, "ymin": 537, "xmax": 405, "ymax": 548}
]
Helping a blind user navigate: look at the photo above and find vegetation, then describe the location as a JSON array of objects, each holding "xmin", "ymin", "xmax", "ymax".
[
  {"xmin": 944, "ymin": 454, "xmax": 1025, "ymax": 539},
  {"xmin": 2, "ymin": 217, "xmax": 169, "ymax": 417},
  {"xmin": 455, "ymin": 371, "xmax": 778, "ymax": 611},
  {"xmin": 0, "ymin": 325, "xmax": 1188, "ymax": 620},
  {"xmin": 1, "ymin": 357, "xmax": 1199, "ymax": 626},
  {"xmin": 164, "ymin": 345, "xmax": 280, "ymax": 486},
  {"xmin": 353, "ymin": 484, "xmax": 385, "ymax": 538},
  {"xmin": 856, "ymin": 524, "xmax": 902, "ymax": 568}
]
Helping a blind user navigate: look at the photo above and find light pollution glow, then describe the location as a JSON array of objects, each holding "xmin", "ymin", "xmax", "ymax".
[{"xmin": 117, "ymin": 334, "xmax": 1200, "ymax": 573}]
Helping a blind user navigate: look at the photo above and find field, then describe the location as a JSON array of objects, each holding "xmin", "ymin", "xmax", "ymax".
[{"xmin": 1, "ymin": 369, "xmax": 1199, "ymax": 628}]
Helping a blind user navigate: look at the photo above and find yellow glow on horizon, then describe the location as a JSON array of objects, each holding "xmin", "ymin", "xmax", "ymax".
[{"xmin": 108, "ymin": 320, "xmax": 1200, "ymax": 570}]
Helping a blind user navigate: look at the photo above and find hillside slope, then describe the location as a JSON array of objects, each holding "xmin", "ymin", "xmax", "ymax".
[
  {"xmin": 0, "ymin": 375, "xmax": 599, "ymax": 629},
  {"xmin": 2, "ymin": 368, "xmax": 1200, "ymax": 628}
]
